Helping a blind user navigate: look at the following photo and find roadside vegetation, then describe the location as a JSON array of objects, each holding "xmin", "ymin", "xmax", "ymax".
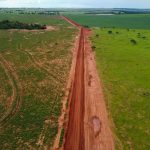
[
  {"xmin": 0, "ymin": 14, "xmax": 76, "ymax": 149},
  {"xmin": 92, "ymin": 28, "xmax": 150, "ymax": 150}
]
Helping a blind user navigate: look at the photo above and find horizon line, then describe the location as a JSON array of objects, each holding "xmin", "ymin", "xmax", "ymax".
[{"xmin": 0, "ymin": 7, "xmax": 150, "ymax": 9}]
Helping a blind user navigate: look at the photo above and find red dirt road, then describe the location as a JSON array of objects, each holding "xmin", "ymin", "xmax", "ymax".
[
  {"xmin": 62, "ymin": 16, "xmax": 114, "ymax": 150},
  {"xmin": 64, "ymin": 27, "xmax": 85, "ymax": 150}
]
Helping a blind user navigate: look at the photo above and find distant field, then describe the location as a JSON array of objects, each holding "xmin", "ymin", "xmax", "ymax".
[
  {"xmin": 0, "ymin": 13, "xmax": 69, "ymax": 26},
  {"xmin": 66, "ymin": 14, "xmax": 150, "ymax": 29},
  {"xmin": 92, "ymin": 28, "xmax": 150, "ymax": 149},
  {"xmin": 0, "ymin": 14, "xmax": 76, "ymax": 149}
]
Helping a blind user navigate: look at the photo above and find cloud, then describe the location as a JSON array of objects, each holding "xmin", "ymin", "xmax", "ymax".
[{"xmin": 0, "ymin": 0, "xmax": 150, "ymax": 8}]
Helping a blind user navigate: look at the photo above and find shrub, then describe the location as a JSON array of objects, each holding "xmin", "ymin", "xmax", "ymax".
[
  {"xmin": 130, "ymin": 39, "xmax": 137, "ymax": 45},
  {"xmin": 108, "ymin": 30, "xmax": 112, "ymax": 34},
  {"xmin": 96, "ymin": 34, "xmax": 99, "ymax": 37},
  {"xmin": 92, "ymin": 45, "xmax": 96, "ymax": 49},
  {"xmin": 137, "ymin": 33, "xmax": 141, "ymax": 38},
  {"xmin": 83, "ymin": 25, "xmax": 89, "ymax": 28}
]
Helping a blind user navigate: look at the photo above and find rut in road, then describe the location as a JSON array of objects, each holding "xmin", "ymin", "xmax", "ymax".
[{"xmin": 64, "ymin": 27, "xmax": 85, "ymax": 150}]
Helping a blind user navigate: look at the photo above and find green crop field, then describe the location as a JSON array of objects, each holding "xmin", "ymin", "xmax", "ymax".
[
  {"xmin": 0, "ymin": 14, "xmax": 76, "ymax": 149},
  {"xmin": 66, "ymin": 14, "xmax": 150, "ymax": 29},
  {"xmin": 92, "ymin": 28, "xmax": 150, "ymax": 149},
  {"xmin": 0, "ymin": 13, "xmax": 68, "ymax": 26}
]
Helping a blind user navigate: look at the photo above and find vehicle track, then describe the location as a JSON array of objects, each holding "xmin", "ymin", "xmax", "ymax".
[
  {"xmin": 62, "ymin": 16, "xmax": 115, "ymax": 150},
  {"xmin": 0, "ymin": 54, "xmax": 22, "ymax": 126},
  {"xmin": 64, "ymin": 27, "xmax": 85, "ymax": 150},
  {"xmin": 24, "ymin": 50, "xmax": 61, "ymax": 84}
]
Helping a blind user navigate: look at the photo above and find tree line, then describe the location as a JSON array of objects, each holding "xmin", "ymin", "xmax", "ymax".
[{"xmin": 0, "ymin": 20, "xmax": 47, "ymax": 30}]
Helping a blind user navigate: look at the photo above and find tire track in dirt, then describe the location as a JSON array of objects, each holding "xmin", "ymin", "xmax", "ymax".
[
  {"xmin": 24, "ymin": 50, "xmax": 61, "ymax": 84},
  {"xmin": 61, "ymin": 16, "xmax": 115, "ymax": 150},
  {"xmin": 0, "ymin": 54, "xmax": 22, "ymax": 126},
  {"xmin": 64, "ymin": 27, "xmax": 85, "ymax": 150},
  {"xmin": 37, "ymin": 94, "xmax": 60, "ymax": 150}
]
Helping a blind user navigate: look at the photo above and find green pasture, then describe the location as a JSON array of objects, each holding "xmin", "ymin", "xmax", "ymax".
[
  {"xmin": 92, "ymin": 28, "xmax": 150, "ymax": 150},
  {"xmin": 67, "ymin": 14, "xmax": 150, "ymax": 29}
]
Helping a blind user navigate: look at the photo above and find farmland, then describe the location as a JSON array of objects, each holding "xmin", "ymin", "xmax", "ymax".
[
  {"xmin": 0, "ymin": 14, "xmax": 76, "ymax": 149},
  {"xmin": 92, "ymin": 28, "xmax": 150, "ymax": 149},
  {"xmin": 0, "ymin": 8, "xmax": 150, "ymax": 150},
  {"xmin": 66, "ymin": 14, "xmax": 150, "ymax": 29}
]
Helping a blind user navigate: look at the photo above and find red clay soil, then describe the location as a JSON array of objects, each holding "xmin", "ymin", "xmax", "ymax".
[{"xmin": 62, "ymin": 16, "xmax": 114, "ymax": 150}]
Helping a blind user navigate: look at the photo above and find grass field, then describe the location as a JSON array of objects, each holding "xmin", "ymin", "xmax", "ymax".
[
  {"xmin": 0, "ymin": 13, "xmax": 69, "ymax": 26},
  {"xmin": 92, "ymin": 28, "xmax": 150, "ymax": 149},
  {"xmin": 0, "ymin": 14, "xmax": 76, "ymax": 149},
  {"xmin": 66, "ymin": 14, "xmax": 150, "ymax": 29}
]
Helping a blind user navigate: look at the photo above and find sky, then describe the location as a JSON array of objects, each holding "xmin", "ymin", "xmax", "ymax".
[{"xmin": 0, "ymin": 0, "xmax": 150, "ymax": 8}]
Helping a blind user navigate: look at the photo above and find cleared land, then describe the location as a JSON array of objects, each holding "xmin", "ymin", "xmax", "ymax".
[
  {"xmin": 0, "ymin": 14, "xmax": 76, "ymax": 149},
  {"xmin": 92, "ymin": 28, "xmax": 150, "ymax": 149},
  {"xmin": 66, "ymin": 14, "xmax": 150, "ymax": 29}
]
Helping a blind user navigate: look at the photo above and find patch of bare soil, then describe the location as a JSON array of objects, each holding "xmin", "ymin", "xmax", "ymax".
[
  {"xmin": 46, "ymin": 26, "xmax": 58, "ymax": 31},
  {"xmin": 8, "ymin": 26, "xmax": 57, "ymax": 33},
  {"xmin": 8, "ymin": 29, "xmax": 40, "ymax": 33}
]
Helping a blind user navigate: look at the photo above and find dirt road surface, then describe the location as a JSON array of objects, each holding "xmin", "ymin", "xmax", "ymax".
[{"xmin": 62, "ymin": 16, "xmax": 114, "ymax": 150}]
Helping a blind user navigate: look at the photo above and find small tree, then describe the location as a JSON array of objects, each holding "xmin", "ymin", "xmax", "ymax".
[
  {"xmin": 130, "ymin": 39, "xmax": 137, "ymax": 45},
  {"xmin": 108, "ymin": 30, "xmax": 112, "ymax": 34},
  {"xmin": 83, "ymin": 25, "xmax": 89, "ymax": 28},
  {"xmin": 92, "ymin": 45, "xmax": 96, "ymax": 50}
]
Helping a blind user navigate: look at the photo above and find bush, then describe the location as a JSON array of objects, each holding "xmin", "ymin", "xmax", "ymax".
[
  {"xmin": 137, "ymin": 33, "xmax": 141, "ymax": 37},
  {"xmin": 130, "ymin": 39, "xmax": 137, "ymax": 45},
  {"xmin": 83, "ymin": 25, "xmax": 89, "ymax": 28},
  {"xmin": 108, "ymin": 30, "xmax": 112, "ymax": 34},
  {"xmin": 92, "ymin": 45, "xmax": 96, "ymax": 49},
  {"xmin": 96, "ymin": 34, "xmax": 99, "ymax": 37}
]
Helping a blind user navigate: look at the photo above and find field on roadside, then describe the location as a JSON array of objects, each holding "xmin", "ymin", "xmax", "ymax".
[
  {"xmin": 0, "ymin": 14, "xmax": 76, "ymax": 149},
  {"xmin": 66, "ymin": 14, "xmax": 150, "ymax": 29},
  {"xmin": 92, "ymin": 28, "xmax": 150, "ymax": 149}
]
